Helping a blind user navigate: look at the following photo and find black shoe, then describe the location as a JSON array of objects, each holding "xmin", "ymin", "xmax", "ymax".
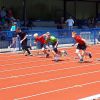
[
  {"xmin": 79, "ymin": 59, "xmax": 84, "ymax": 63},
  {"xmin": 25, "ymin": 53, "xmax": 33, "ymax": 56},
  {"xmin": 89, "ymin": 53, "xmax": 92, "ymax": 58},
  {"xmin": 46, "ymin": 54, "xmax": 49, "ymax": 58}
]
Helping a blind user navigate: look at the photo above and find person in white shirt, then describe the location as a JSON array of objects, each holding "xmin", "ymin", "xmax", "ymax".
[{"xmin": 65, "ymin": 16, "xmax": 74, "ymax": 30}]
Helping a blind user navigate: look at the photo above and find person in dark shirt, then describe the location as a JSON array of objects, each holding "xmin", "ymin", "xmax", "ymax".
[{"xmin": 16, "ymin": 28, "xmax": 32, "ymax": 56}]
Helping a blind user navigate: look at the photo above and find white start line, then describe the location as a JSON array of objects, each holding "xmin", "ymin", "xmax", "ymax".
[{"xmin": 79, "ymin": 94, "xmax": 100, "ymax": 100}]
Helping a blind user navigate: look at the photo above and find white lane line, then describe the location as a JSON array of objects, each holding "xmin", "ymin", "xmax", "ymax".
[
  {"xmin": 0, "ymin": 69, "xmax": 100, "ymax": 91},
  {"xmin": 0, "ymin": 47, "xmax": 71, "ymax": 58},
  {"xmin": 0, "ymin": 51, "xmax": 99, "ymax": 62},
  {"xmin": 0, "ymin": 52, "xmax": 53, "ymax": 62},
  {"xmin": 0, "ymin": 58, "xmax": 98, "ymax": 73},
  {"xmin": 0, "ymin": 56, "xmax": 32, "ymax": 62},
  {"xmin": 14, "ymin": 81, "xmax": 100, "ymax": 100},
  {"xmin": 0, "ymin": 61, "xmax": 73, "ymax": 73},
  {"xmin": 0, "ymin": 53, "xmax": 75, "ymax": 67},
  {"xmin": 0, "ymin": 50, "xmax": 100, "ymax": 66},
  {"xmin": 0, "ymin": 62, "xmax": 100, "ymax": 80},
  {"xmin": 0, "ymin": 57, "xmax": 53, "ymax": 66},
  {"xmin": 79, "ymin": 94, "xmax": 100, "ymax": 100},
  {"xmin": 0, "ymin": 44, "xmax": 99, "ymax": 57}
]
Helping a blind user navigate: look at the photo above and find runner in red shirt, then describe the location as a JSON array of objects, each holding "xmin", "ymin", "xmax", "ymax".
[
  {"xmin": 72, "ymin": 31, "xmax": 92, "ymax": 62},
  {"xmin": 33, "ymin": 33, "xmax": 49, "ymax": 58}
]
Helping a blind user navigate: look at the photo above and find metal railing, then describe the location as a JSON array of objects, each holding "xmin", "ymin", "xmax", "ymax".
[{"xmin": 0, "ymin": 28, "xmax": 100, "ymax": 53}]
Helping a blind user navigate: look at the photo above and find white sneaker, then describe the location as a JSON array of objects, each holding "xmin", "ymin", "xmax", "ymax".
[
  {"xmin": 29, "ymin": 54, "xmax": 33, "ymax": 56},
  {"xmin": 8, "ymin": 46, "xmax": 10, "ymax": 48},
  {"xmin": 54, "ymin": 54, "xmax": 59, "ymax": 62}
]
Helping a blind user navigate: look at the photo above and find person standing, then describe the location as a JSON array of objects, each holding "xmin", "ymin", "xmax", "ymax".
[
  {"xmin": 16, "ymin": 28, "xmax": 32, "ymax": 56},
  {"xmin": 65, "ymin": 16, "xmax": 74, "ymax": 30},
  {"xmin": 8, "ymin": 22, "xmax": 17, "ymax": 51}
]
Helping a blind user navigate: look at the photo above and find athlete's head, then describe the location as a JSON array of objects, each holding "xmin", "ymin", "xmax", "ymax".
[
  {"xmin": 33, "ymin": 33, "xmax": 38, "ymax": 38},
  {"xmin": 46, "ymin": 32, "xmax": 50, "ymax": 35},
  {"xmin": 72, "ymin": 31, "xmax": 77, "ymax": 38},
  {"xmin": 46, "ymin": 32, "xmax": 51, "ymax": 39},
  {"xmin": 16, "ymin": 27, "xmax": 21, "ymax": 33}
]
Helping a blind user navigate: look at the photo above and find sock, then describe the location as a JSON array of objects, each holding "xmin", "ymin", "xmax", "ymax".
[{"xmin": 77, "ymin": 53, "xmax": 83, "ymax": 59}]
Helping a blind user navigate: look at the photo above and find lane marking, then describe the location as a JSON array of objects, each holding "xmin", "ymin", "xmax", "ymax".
[
  {"xmin": 0, "ymin": 69, "xmax": 100, "ymax": 91},
  {"xmin": 79, "ymin": 94, "xmax": 100, "ymax": 100},
  {"xmin": 0, "ymin": 63, "xmax": 100, "ymax": 79},
  {"xmin": 14, "ymin": 81, "xmax": 100, "ymax": 100},
  {"xmin": 0, "ymin": 60, "xmax": 77, "ymax": 73},
  {"xmin": 0, "ymin": 50, "xmax": 100, "ymax": 66}
]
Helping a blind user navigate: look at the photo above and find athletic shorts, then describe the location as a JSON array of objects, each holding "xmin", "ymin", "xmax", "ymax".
[
  {"xmin": 77, "ymin": 43, "xmax": 87, "ymax": 50},
  {"xmin": 37, "ymin": 42, "xmax": 46, "ymax": 49},
  {"xmin": 52, "ymin": 42, "xmax": 58, "ymax": 53}
]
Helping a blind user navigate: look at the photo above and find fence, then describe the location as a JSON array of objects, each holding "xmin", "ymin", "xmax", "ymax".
[{"xmin": 0, "ymin": 28, "xmax": 100, "ymax": 53}]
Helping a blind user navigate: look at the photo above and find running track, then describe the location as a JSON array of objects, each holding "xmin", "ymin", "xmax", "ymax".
[{"xmin": 0, "ymin": 45, "xmax": 100, "ymax": 100}]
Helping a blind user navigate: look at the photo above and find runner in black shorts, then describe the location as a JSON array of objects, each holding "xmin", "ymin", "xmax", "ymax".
[
  {"xmin": 77, "ymin": 43, "xmax": 87, "ymax": 50},
  {"xmin": 72, "ymin": 31, "xmax": 92, "ymax": 62},
  {"xmin": 16, "ymin": 28, "xmax": 32, "ymax": 56}
]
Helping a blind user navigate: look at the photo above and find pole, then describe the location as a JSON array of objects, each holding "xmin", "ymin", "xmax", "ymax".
[
  {"xmin": 22, "ymin": 0, "xmax": 26, "ymax": 26},
  {"xmin": 63, "ymin": 0, "xmax": 66, "ymax": 20}
]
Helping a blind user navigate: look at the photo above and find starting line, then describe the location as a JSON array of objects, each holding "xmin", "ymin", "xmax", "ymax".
[{"xmin": 79, "ymin": 94, "xmax": 100, "ymax": 100}]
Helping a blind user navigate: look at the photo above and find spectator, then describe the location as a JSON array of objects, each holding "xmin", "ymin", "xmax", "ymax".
[
  {"xmin": 0, "ymin": 6, "xmax": 6, "ymax": 25},
  {"xmin": 8, "ymin": 22, "xmax": 17, "ymax": 51},
  {"xmin": 16, "ymin": 18, "xmax": 21, "ymax": 27},
  {"xmin": 0, "ymin": 6, "xmax": 6, "ymax": 19},
  {"xmin": 7, "ymin": 8, "xmax": 13, "ymax": 18},
  {"xmin": 26, "ymin": 19, "xmax": 33, "ymax": 29},
  {"xmin": 55, "ymin": 17, "xmax": 65, "ymax": 36},
  {"xmin": 56, "ymin": 17, "xmax": 65, "ymax": 29},
  {"xmin": 65, "ymin": 16, "xmax": 74, "ymax": 30}
]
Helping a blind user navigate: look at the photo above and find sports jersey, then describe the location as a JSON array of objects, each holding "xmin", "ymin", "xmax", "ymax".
[
  {"xmin": 74, "ymin": 35, "xmax": 85, "ymax": 45},
  {"xmin": 47, "ymin": 36, "xmax": 57, "ymax": 44},
  {"xmin": 35, "ymin": 35, "xmax": 46, "ymax": 44}
]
